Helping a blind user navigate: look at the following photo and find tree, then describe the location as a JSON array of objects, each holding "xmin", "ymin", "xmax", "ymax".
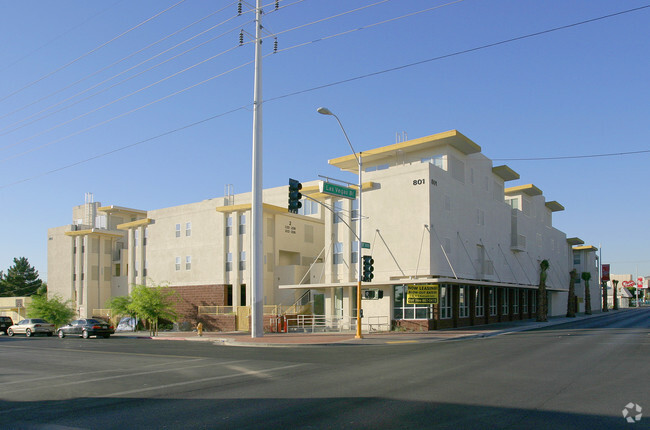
[
  {"xmin": 27, "ymin": 294, "xmax": 75, "ymax": 328},
  {"xmin": 582, "ymin": 272, "xmax": 592, "ymax": 315},
  {"xmin": 109, "ymin": 285, "xmax": 178, "ymax": 336},
  {"xmin": 536, "ymin": 260, "xmax": 549, "ymax": 322},
  {"xmin": 612, "ymin": 279, "xmax": 619, "ymax": 310},
  {"xmin": 566, "ymin": 269, "xmax": 577, "ymax": 318},
  {"xmin": 0, "ymin": 257, "xmax": 43, "ymax": 297}
]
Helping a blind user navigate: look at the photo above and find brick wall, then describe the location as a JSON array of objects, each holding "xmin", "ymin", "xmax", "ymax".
[{"xmin": 164, "ymin": 284, "xmax": 228, "ymax": 329}]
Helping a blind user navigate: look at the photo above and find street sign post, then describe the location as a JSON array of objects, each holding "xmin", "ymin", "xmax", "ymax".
[{"xmin": 319, "ymin": 181, "xmax": 357, "ymax": 199}]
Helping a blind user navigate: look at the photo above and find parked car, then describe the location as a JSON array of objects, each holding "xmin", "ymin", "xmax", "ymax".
[
  {"xmin": 57, "ymin": 318, "xmax": 115, "ymax": 339},
  {"xmin": 7, "ymin": 318, "xmax": 55, "ymax": 337},
  {"xmin": 1, "ymin": 316, "xmax": 14, "ymax": 334}
]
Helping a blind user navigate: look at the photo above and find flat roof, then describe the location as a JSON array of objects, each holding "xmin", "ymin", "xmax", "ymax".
[
  {"xmin": 492, "ymin": 165, "xmax": 520, "ymax": 182},
  {"xmin": 504, "ymin": 184, "xmax": 543, "ymax": 196},
  {"xmin": 329, "ymin": 130, "xmax": 481, "ymax": 173},
  {"xmin": 545, "ymin": 201, "xmax": 565, "ymax": 212},
  {"xmin": 573, "ymin": 245, "xmax": 598, "ymax": 252},
  {"xmin": 567, "ymin": 237, "xmax": 584, "ymax": 245},
  {"xmin": 98, "ymin": 205, "xmax": 147, "ymax": 215}
]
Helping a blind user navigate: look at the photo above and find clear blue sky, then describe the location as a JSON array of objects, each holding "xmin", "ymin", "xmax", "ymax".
[{"xmin": 1, "ymin": 0, "xmax": 649, "ymax": 282}]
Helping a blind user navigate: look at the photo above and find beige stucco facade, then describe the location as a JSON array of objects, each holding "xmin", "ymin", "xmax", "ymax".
[{"xmin": 47, "ymin": 130, "xmax": 600, "ymax": 329}]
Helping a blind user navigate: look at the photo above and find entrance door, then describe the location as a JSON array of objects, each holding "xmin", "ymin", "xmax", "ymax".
[
  {"xmin": 313, "ymin": 294, "xmax": 325, "ymax": 315},
  {"xmin": 236, "ymin": 306, "xmax": 250, "ymax": 331}
]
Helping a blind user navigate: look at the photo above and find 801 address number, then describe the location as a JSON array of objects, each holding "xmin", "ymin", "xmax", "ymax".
[{"xmin": 413, "ymin": 179, "xmax": 438, "ymax": 186}]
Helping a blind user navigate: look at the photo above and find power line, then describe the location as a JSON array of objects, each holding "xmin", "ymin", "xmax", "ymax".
[
  {"xmin": 0, "ymin": 20, "xmax": 251, "ymax": 148},
  {"xmin": 1, "ymin": 53, "xmax": 252, "ymax": 164},
  {"xmin": 0, "ymin": 0, "xmax": 189, "ymax": 104},
  {"xmin": 3, "ymin": 3, "xmax": 649, "ymax": 187},
  {"xmin": 0, "ymin": 2, "xmax": 239, "ymax": 126},
  {"xmin": 0, "ymin": 106, "xmax": 249, "ymax": 190},
  {"xmin": 266, "ymin": 4, "xmax": 650, "ymax": 103},
  {"xmin": 493, "ymin": 149, "xmax": 650, "ymax": 162}
]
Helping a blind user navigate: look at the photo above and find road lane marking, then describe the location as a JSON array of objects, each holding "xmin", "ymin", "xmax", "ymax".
[
  {"xmin": 1, "ymin": 360, "xmax": 249, "ymax": 396},
  {"xmin": 100, "ymin": 363, "xmax": 306, "ymax": 397}
]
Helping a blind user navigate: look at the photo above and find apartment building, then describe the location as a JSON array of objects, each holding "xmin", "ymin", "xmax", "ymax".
[{"xmin": 47, "ymin": 130, "xmax": 600, "ymax": 331}]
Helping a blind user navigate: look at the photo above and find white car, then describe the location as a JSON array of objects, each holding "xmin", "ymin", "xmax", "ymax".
[{"xmin": 7, "ymin": 319, "xmax": 55, "ymax": 337}]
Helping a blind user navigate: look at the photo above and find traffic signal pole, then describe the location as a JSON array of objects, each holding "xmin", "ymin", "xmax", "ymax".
[{"xmin": 355, "ymin": 152, "xmax": 363, "ymax": 339}]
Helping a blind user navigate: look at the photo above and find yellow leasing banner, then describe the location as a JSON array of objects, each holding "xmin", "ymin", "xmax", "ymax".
[{"xmin": 407, "ymin": 284, "xmax": 439, "ymax": 305}]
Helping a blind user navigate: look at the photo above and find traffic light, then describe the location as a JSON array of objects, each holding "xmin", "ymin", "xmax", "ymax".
[
  {"xmin": 362, "ymin": 255, "xmax": 374, "ymax": 282},
  {"xmin": 288, "ymin": 178, "xmax": 302, "ymax": 213}
]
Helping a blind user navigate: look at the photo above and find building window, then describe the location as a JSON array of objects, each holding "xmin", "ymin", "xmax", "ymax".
[
  {"xmin": 239, "ymin": 251, "xmax": 246, "ymax": 271},
  {"xmin": 115, "ymin": 264, "xmax": 120, "ymax": 277},
  {"xmin": 226, "ymin": 217, "xmax": 233, "ymax": 236},
  {"xmin": 501, "ymin": 289, "xmax": 509, "ymax": 315},
  {"xmin": 333, "ymin": 242, "xmax": 343, "ymax": 265},
  {"xmin": 531, "ymin": 291, "xmax": 537, "ymax": 314},
  {"xmin": 573, "ymin": 253, "xmax": 581, "ymax": 265},
  {"xmin": 475, "ymin": 287, "xmax": 485, "ymax": 317},
  {"xmin": 143, "ymin": 260, "xmax": 148, "ymax": 277},
  {"xmin": 175, "ymin": 257, "xmax": 181, "ymax": 271},
  {"xmin": 144, "ymin": 228, "xmax": 148, "ymax": 246},
  {"xmin": 513, "ymin": 289, "xmax": 520, "ymax": 314},
  {"xmin": 226, "ymin": 253, "xmax": 232, "ymax": 272},
  {"xmin": 522, "ymin": 290, "xmax": 528, "ymax": 314},
  {"xmin": 440, "ymin": 285, "xmax": 452, "ymax": 319},
  {"xmin": 239, "ymin": 214, "xmax": 246, "ymax": 235},
  {"xmin": 186, "ymin": 222, "xmax": 191, "ymax": 237},
  {"xmin": 489, "ymin": 288, "xmax": 497, "ymax": 316},
  {"xmin": 134, "ymin": 230, "xmax": 139, "ymax": 247},
  {"xmin": 298, "ymin": 199, "xmax": 319, "ymax": 216},
  {"xmin": 459, "ymin": 285, "xmax": 469, "ymax": 318},
  {"xmin": 351, "ymin": 241, "xmax": 358, "ymax": 265},
  {"xmin": 333, "ymin": 201, "xmax": 343, "ymax": 224},
  {"xmin": 422, "ymin": 154, "xmax": 444, "ymax": 169},
  {"xmin": 393, "ymin": 284, "xmax": 432, "ymax": 320},
  {"xmin": 175, "ymin": 224, "xmax": 181, "ymax": 238},
  {"xmin": 351, "ymin": 199, "xmax": 359, "ymax": 221},
  {"xmin": 185, "ymin": 256, "xmax": 191, "ymax": 270}
]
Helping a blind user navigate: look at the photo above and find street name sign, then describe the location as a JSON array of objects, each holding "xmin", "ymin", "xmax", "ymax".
[{"xmin": 319, "ymin": 181, "xmax": 357, "ymax": 199}]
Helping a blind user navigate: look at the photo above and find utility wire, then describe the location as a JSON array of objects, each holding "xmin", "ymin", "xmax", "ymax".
[
  {"xmin": 0, "ymin": 2, "xmax": 238, "ymax": 125},
  {"xmin": 0, "ymin": 0, "xmax": 126, "ymax": 73},
  {"xmin": 1, "ymin": 53, "xmax": 252, "ymax": 164},
  {"xmin": 266, "ymin": 4, "xmax": 650, "ymax": 101},
  {"xmin": 3, "ymin": 3, "xmax": 649, "ymax": 186},
  {"xmin": 0, "ymin": 21, "xmax": 251, "ymax": 147},
  {"xmin": 0, "ymin": 0, "xmax": 189, "ymax": 104},
  {"xmin": 0, "ymin": 106, "xmax": 249, "ymax": 189}
]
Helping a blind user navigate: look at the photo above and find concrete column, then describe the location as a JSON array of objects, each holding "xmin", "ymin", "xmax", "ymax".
[
  {"xmin": 344, "ymin": 199, "xmax": 354, "ymax": 283},
  {"xmin": 74, "ymin": 236, "xmax": 83, "ymax": 309},
  {"xmin": 127, "ymin": 228, "xmax": 135, "ymax": 294},
  {"xmin": 232, "ymin": 211, "xmax": 240, "ymax": 307},
  {"xmin": 324, "ymin": 198, "xmax": 333, "ymax": 284},
  {"xmin": 82, "ymin": 235, "xmax": 90, "ymax": 317},
  {"xmin": 138, "ymin": 226, "xmax": 146, "ymax": 286}
]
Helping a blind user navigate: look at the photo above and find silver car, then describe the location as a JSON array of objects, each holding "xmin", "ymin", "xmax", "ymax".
[{"xmin": 7, "ymin": 318, "xmax": 55, "ymax": 337}]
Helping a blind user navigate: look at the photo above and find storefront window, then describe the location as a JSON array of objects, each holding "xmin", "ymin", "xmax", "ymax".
[
  {"xmin": 459, "ymin": 286, "xmax": 469, "ymax": 318},
  {"xmin": 475, "ymin": 287, "xmax": 485, "ymax": 317},
  {"xmin": 393, "ymin": 285, "xmax": 432, "ymax": 320}
]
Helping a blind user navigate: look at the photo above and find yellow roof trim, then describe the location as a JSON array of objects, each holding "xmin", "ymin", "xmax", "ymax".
[
  {"xmin": 329, "ymin": 130, "xmax": 480, "ymax": 172},
  {"xmin": 117, "ymin": 218, "xmax": 153, "ymax": 229},
  {"xmin": 98, "ymin": 205, "xmax": 147, "ymax": 215},
  {"xmin": 216, "ymin": 203, "xmax": 287, "ymax": 213},
  {"xmin": 545, "ymin": 201, "xmax": 564, "ymax": 212},
  {"xmin": 567, "ymin": 237, "xmax": 585, "ymax": 246},
  {"xmin": 573, "ymin": 245, "xmax": 598, "ymax": 252},
  {"xmin": 65, "ymin": 229, "xmax": 123, "ymax": 238},
  {"xmin": 504, "ymin": 184, "xmax": 542, "ymax": 196},
  {"xmin": 492, "ymin": 165, "xmax": 520, "ymax": 182}
]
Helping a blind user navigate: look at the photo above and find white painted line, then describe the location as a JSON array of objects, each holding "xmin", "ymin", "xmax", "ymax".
[{"xmin": 102, "ymin": 363, "xmax": 306, "ymax": 397}]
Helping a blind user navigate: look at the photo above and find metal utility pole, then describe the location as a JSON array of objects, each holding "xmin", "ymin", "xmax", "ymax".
[{"xmin": 250, "ymin": 0, "xmax": 263, "ymax": 338}]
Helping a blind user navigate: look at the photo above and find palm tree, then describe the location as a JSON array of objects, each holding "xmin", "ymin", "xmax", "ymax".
[
  {"xmin": 582, "ymin": 272, "xmax": 592, "ymax": 315},
  {"xmin": 602, "ymin": 280, "xmax": 608, "ymax": 312},
  {"xmin": 612, "ymin": 279, "xmax": 619, "ymax": 310},
  {"xmin": 537, "ymin": 260, "xmax": 549, "ymax": 322},
  {"xmin": 566, "ymin": 269, "xmax": 577, "ymax": 318}
]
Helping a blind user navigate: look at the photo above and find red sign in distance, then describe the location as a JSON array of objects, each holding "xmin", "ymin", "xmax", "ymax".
[{"xmin": 601, "ymin": 264, "xmax": 610, "ymax": 281}]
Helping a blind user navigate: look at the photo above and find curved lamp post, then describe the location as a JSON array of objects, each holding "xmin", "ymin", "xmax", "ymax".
[{"xmin": 317, "ymin": 107, "xmax": 363, "ymax": 339}]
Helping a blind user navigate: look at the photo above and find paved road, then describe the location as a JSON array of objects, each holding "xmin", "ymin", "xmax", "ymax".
[{"xmin": 1, "ymin": 308, "xmax": 648, "ymax": 429}]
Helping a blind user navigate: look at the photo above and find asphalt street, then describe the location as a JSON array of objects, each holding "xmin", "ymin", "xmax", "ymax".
[{"xmin": 1, "ymin": 308, "xmax": 648, "ymax": 429}]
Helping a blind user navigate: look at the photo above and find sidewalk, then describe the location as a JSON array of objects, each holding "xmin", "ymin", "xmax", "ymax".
[{"xmin": 112, "ymin": 308, "xmax": 632, "ymax": 347}]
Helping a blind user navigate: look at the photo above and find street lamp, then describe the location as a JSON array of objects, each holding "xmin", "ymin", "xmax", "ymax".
[{"xmin": 317, "ymin": 107, "xmax": 363, "ymax": 339}]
